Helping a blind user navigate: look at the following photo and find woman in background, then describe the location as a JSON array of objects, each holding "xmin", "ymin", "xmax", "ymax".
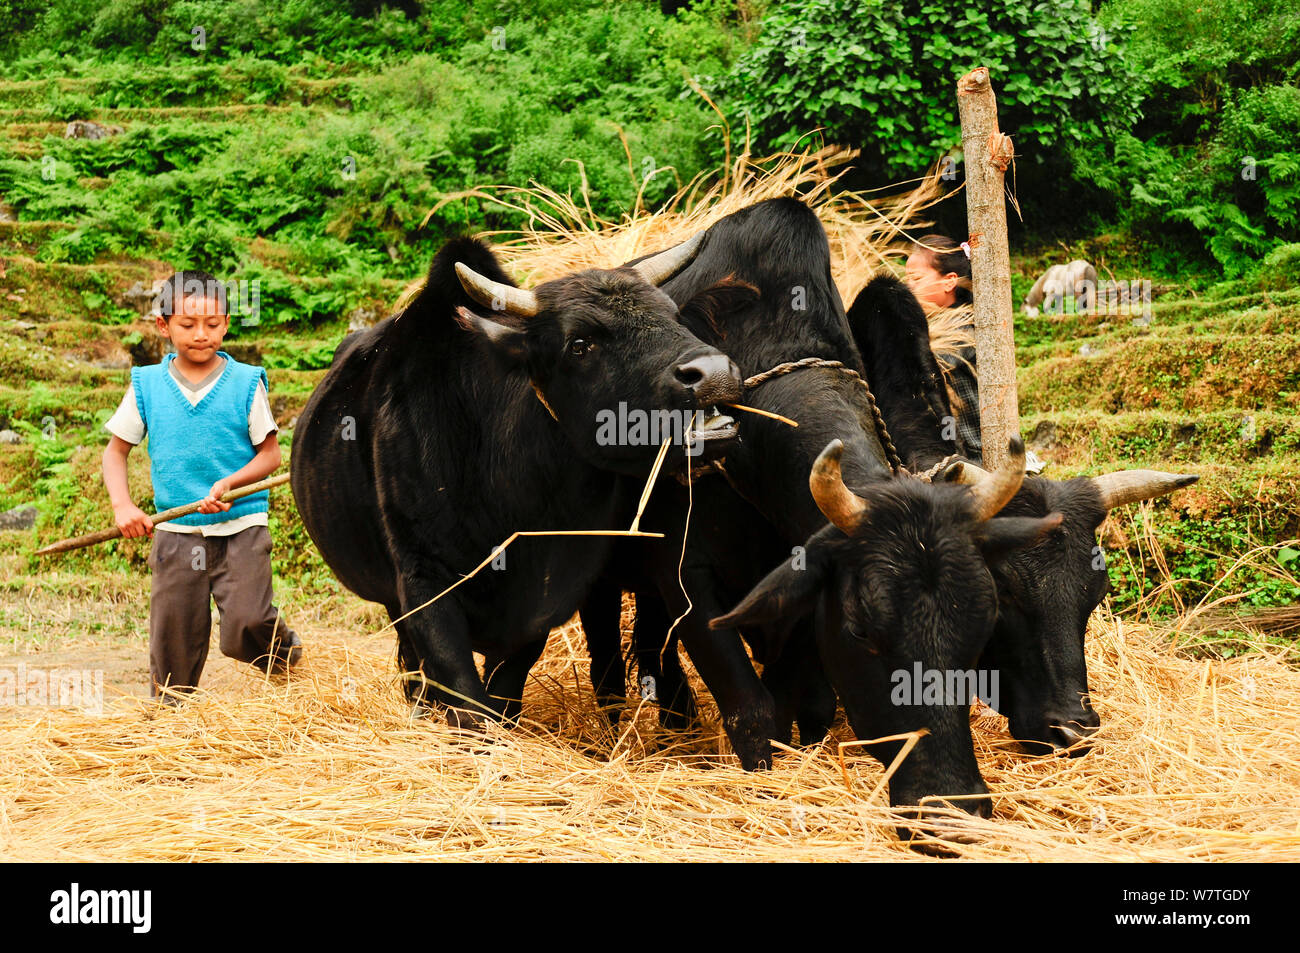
[{"xmin": 904, "ymin": 234, "xmax": 983, "ymax": 465}]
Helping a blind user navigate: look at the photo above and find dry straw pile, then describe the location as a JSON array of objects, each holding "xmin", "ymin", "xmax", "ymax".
[
  {"xmin": 2, "ymin": 146, "xmax": 1296, "ymax": 861},
  {"xmin": 425, "ymin": 140, "xmax": 974, "ymax": 355},
  {"xmin": 1, "ymin": 610, "xmax": 1296, "ymax": 861}
]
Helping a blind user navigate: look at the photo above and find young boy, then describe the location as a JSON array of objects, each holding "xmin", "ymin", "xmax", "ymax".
[{"xmin": 102, "ymin": 270, "xmax": 301, "ymax": 701}]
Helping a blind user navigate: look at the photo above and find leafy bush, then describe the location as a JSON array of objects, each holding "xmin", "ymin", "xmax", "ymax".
[
  {"xmin": 1253, "ymin": 243, "xmax": 1300, "ymax": 292},
  {"xmin": 722, "ymin": 0, "xmax": 1138, "ymax": 183},
  {"xmin": 1074, "ymin": 85, "xmax": 1300, "ymax": 277},
  {"xmin": 1072, "ymin": 0, "xmax": 1300, "ymax": 277}
]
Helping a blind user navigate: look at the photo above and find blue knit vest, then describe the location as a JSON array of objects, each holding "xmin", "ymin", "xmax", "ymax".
[{"xmin": 132, "ymin": 352, "xmax": 269, "ymax": 526}]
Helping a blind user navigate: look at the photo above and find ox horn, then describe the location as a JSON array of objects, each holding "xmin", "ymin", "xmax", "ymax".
[
  {"xmin": 454, "ymin": 262, "xmax": 539, "ymax": 317},
  {"xmin": 632, "ymin": 232, "xmax": 704, "ymax": 287},
  {"xmin": 1092, "ymin": 470, "xmax": 1199, "ymax": 510},
  {"xmin": 955, "ymin": 437, "xmax": 1029, "ymax": 521},
  {"xmin": 810, "ymin": 440, "xmax": 869, "ymax": 533}
]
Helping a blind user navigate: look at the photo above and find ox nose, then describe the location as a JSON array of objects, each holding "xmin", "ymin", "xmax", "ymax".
[{"xmin": 674, "ymin": 353, "xmax": 742, "ymax": 407}]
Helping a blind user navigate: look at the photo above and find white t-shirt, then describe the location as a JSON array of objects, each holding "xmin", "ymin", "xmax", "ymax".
[{"xmin": 105, "ymin": 357, "xmax": 279, "ymax": 537}]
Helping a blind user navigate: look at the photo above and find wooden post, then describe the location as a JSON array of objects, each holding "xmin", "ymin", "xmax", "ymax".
[{"xmin": 956, "ymin": 67, "xmax": 1018, "ymax": 470}]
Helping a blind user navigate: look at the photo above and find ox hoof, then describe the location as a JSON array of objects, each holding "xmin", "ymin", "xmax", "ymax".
[
  {"xmin": 724, "ymin": 704, "xmax": 778, "ymax": 771},
  {"xmin": 733, "ymin": 738, "xmax": 775, "ymax": 772},
  {"xmin": 1050, "ymin": 721, "xmax": 1099, "ymax": 757},
  {"xmin": 895, "ymin": 800, "xmax": 992, "ymax": 854},
  {"xmin": 1014, "ymin": 719, "xmax": 1100, "ymax": 758},
  {"xmin": 409, "ymin": 703, "xmax": 433, "ymax": 723},
  {"xmin": 445, "ymin": 706, "xmax": 489, "ymax": 734}
]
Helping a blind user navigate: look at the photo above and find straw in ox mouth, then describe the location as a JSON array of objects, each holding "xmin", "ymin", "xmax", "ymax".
[{"xmin": 691, "ymin": 406, "xmax": 737, "ymax": 441}]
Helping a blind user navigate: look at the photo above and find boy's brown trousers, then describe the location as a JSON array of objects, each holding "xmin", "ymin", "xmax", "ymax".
[{"xmin": 147, "ymin": 525, "xmax": 295, "ymax": 696}]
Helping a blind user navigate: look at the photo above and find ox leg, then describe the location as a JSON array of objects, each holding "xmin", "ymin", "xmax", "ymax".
[
  {"xmin": 795, "ymin": 659, "xmax": 837, "ymax": 747},
  {"xmin": 632, "ymin": 587, "xmax": 696, "ymax": 731},
  {"xmin": 784, "ymin": 634, "xmax": 836, "ymax": 747},
  {"xmin": 657, "ymin": 569, "xmax": 776, "ymax": 771},
  {"xmin": 761, "ymin": 624, "xmax": 835, "ymax": 747},
  {"xmin": 579, "ymin": 576, "xmax": 627, "ymax": 728},
  {"xmin": 483, "ymin": 637, "xmax": 548, "ymax": 723},
  {"xmin": 390, "ymin": 586, "xmax": 493, "ymax": 731},
  {"xmin": 759, "ymin": 649, "xmax": 798, "ymax": 749}
]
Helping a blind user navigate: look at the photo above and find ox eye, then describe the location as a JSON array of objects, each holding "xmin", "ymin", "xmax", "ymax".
[{"xmin": 568, "ymin": 338, "xmax": 592, "ymax": 357}]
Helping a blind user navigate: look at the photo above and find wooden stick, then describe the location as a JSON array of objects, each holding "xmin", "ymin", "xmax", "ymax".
[
  {"xmin": 957, "ymin": 67, "xmax": 1019, "ymax": 471},
  {"xmin": 34, "ymin": 473, "xmax": 292, "ymax": 557}
]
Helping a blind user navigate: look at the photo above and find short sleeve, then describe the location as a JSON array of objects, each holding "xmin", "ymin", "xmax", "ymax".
[
  {"xmin": 105, "ymin": 385, "xmax": 145, "ymax": 445},
  {"xmin": 248, "ymin": 381, "xmax": 278, "ymax": 446}
]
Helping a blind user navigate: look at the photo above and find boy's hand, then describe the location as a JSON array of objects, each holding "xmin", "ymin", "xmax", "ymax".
[
  {"xmin": 114, "ymin": 502, "xmax": 154, "ymax": 539},
  {"xmin": 198, "ymin": 478, "xmax": 233, "ymax": 514}
]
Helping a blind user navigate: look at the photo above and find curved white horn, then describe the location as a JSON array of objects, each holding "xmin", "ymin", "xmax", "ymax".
[
  {"xmin": 941, "ymin": 460, "xmax": 980, "ymax": 484},
  {"xmin": 810, "ymin": 440, "xmax": 869, "ymax": 533},
  {"xmin": 1092, "ymin": 470, "xmax": 1199, "ymax": 510},
  {"xmin": 967, "ymin": 437, "xmax": 1028, "ymax": 521},
  {"xmin": 455, "ymin": 262, "xmax": 539, "ymax": 317},
  {"xmin": 632, "ymin": 232, "xmax": 704, "ymax": 287}
]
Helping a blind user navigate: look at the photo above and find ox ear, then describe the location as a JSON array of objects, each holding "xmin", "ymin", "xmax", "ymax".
[
  {"xmin": 679, "ymin": 277, "xmax": 760, "ymax": 342},
  {"xmin": 709, "ymin": 541, "xmax": 831, "ymax": 636},
  {"xmin": 972, "ymin": 512, "xmax": 1063, "ymax": 562},
  {"xmin": 455, "ymin": 306, "xmax": 527, "ymax": 366}
]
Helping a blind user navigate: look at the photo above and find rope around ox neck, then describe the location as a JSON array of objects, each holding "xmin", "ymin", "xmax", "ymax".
[{"xmin": 742, "ymin": 358, "xmax": 906, "ymax": 476}]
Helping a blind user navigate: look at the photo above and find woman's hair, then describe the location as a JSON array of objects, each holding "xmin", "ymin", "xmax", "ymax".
[{"xmin": 912, "ymin": 234, "xmax": 973, "ymax": 306}]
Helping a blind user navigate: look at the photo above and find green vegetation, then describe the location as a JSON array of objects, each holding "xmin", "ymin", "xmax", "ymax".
[
  {"xmin": 0, "ymin": 0, "xmax": 1295, "ymax": 652},
  {"xmin": 1077, "ymin": 0, "xmax": 1300, "ymax": 277},
  {"xmin": 724, "ymin": 0, "xmax": 1135, "ymax": 186},
  {"xmin": 723, "ymin": 0, "xmax": 1298, "ymax": 277},
  {"xmin": 0, "ymin": 1, "xmax": 764, "ymax": 330}
]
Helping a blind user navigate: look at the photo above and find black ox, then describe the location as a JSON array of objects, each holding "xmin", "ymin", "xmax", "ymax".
[
  {"xmin": 611, "ymin": 265, "xmax": 1197, "ymax": 766},
  {"xmin": 290, "ymin": 235, "xmax": 745, "ymax": 727},
  {"xmin": 576, "ymin": 198, "xmax": 1059, "ymax": 820},
  {"xmin": 848, "ymin": 273, "xmax": 1199, "ymax": 750}
]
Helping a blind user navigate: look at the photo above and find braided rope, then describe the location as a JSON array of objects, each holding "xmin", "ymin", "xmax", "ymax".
[
  {"xmin": 743, "ymin": 358, "xmax": 906, "ymax": 476},
  {"xmin": 910, "ymin": 453, "xmax": 961, "ymax": 484}
]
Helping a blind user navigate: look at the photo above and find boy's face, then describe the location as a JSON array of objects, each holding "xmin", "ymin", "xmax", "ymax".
[{"xmin": 158, "ymin": 294, "xmax": 229, "ymax": 364}]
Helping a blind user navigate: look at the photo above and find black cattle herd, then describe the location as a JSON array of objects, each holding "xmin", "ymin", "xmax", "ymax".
[{"xmin": 291, "ymin": 198, "xmax": 1196, "ymax": 844}]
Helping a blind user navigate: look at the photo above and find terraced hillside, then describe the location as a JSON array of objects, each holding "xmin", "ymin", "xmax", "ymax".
[{"xmin": 1, "ymin": 63, "xmax": 1297, "ymax": 652}]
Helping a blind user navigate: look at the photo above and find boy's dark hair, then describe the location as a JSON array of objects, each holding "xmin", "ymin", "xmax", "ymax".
[
  {"xmin": 913, "ymin": 234, "xmax": 973, "ymax": 306},
  {"xmin": 154, "ymin": 270, "xmax": 228, "ymax": 320}
]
